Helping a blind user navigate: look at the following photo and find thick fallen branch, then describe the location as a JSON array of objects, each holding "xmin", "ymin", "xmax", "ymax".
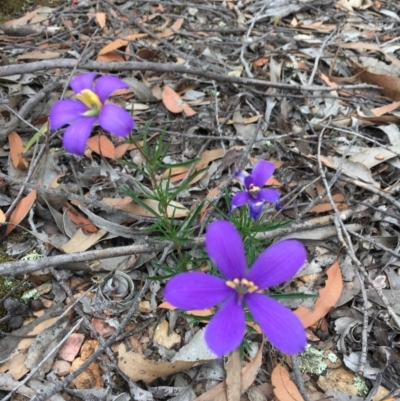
[
  {"xmin": 0, "ymin": 59, "xmax": 378, "ymax": 92},
  {"xmin": 0, "ymin": 241, "xmax": 169, "ymax": 276}
]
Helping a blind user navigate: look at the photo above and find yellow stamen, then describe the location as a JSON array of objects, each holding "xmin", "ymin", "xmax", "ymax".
[
  {"xmin": 248, "ymin": 285, "xmax": 259, "ymax": 293},
  {"xmin": 249, "ymin": 184, "xmax": 260, "ymax": 199},
  {"xmin": 75, "ymin": 89, "xmax": 102, "ymax": 111},
  {"xmin": 226, "ymin": 281, "xmax": 236, "ymax": 289},
  {"xmin": 225, "ymin": 278, "xmax": 259, "ymax": 293}
]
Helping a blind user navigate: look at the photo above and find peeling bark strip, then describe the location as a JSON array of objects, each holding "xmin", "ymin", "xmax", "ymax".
[{"xmin": 0, "ymin": 59, "xmax": 378, "ymax": 92}]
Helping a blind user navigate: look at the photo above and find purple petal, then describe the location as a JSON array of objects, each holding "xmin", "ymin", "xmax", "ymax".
[
  {"xmin": 164, "ymin": 272, "xmax": 233, "ymax": 310},
  {"xmin": 258, "ymin": 188, "xmax": 280, "ymax": 203},
  {"xmin": 94, "ymin": 76, "xmax": 129, "ymax": 102},
  {"xmin": 233, "ymin": 168, "xmax": 249, "ymax": 185},
  {"xmin": 70, "ymin": 73, "xmax": 97, "ymax": 94},
  {"xmin": 251, "ymin": 160, "xmax": 275, "ymax": 187},
  {"xmin": 206, "ymin": 221, "xmax": 247, "ymax": 280},
  {"xmin": 49, "ymin": 100, "xmax": 88, "ymax": 130},
  {"xmin": 98, "ymin": 104, "xmax": 134, "ymax": 137},
  {"xmin": 62, "ymin": 117, "xmax": 97, "ymax": 155},
  {"xmin": 205, "ymin": 296, "xmax": 245, "ymax": 357},
  {"xmin": 248, "ymin": 240, "xmax": 306, "ymax": 289},
  {"xmin": 231, "ymin": 192, "xmax": 250, "ymax": 209},
  {"xmin": 249, "ymin": 202, "xmax": 263, "ymax": 220},
  {"xmin": 246, "ymin": 293, "xmax": 306, "ymax": 354},
  {"xmin": 244, "ymin": 175, "xmax": 254, "ymax": 191}
]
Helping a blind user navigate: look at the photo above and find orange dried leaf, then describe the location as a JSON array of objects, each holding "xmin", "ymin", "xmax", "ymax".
[
  {"xmin": 95, "ymin": 12, "xmax": 106, "ymax": 28},
  {"xmin": 158, "ymin": 17, "xmax": 184, "ymax": 38},
  {"xmin": 0, "ymin": 210, "xmax": 5, "ymax": 223},
  {"xmin": 356, "ymin": 68, "xmax": 400, "ymax": 101},
  {"xmin": 199, "ymin": 180, "xmax": 228, "ymax": 222},
  {"xmin": 6, "ymin": 190, "xmax": 37, "ymax": 235},
  {"xmin": 4, "ymin": 7, "xmax": 41, "ymax": 26},
  {"xmin": 253, "ymin": 57, "xmax": 269, "ymax": 67},
  {"xmin": 271, "ymin": 364, "xmax": 304, "ymax": 401},
  {"xmin": 98, "ymin": 39, "xmax": 128, "ymax": 56},
  {"xmin": 62, "ymin": 203, "xmax": 98, "ymax": 234},
  {"xmin": 9, "ymin": 131, "xmax": 29, "ymax": 170},
  {"xmin": 371, "ymin": 101, "xmax": 400, "ymax": 116},
  {"xmin": 295, "ymin": 261, "xmax": 342, "ymax": 328},
  {"xmin": 309, "ymin": 193, "xmax": 347, "ymax": 213},
  {"xmin": 86, "ymin": 135, "xmax": 115, "ymax": 159},
  {"xmin": 115, "ymin": 143, "xmax": 130, "ymax": 158},
  {"xmin": 122, "ymin": 33, "xmax": 148, "ymax": 41},
  {"xmin": 243, "ymin": 114, "xmax": 263, "ymax": 124},
  {"xmin": 266, "ymin": 177, "xmax": 283, "ymax": 187},
  {"xmin": 162, "ymin": 85, "xmax": 196, "ymax": 116},
  {"xmin": 182, "ymin": 103, "xmax": 196, "ymax": 117},
  {"xmin": 96, "ymin": 51, "xmax": 125, "ymax": 63},
  {"xmin": 309, "ymin": 182, "xmax": 347, "ymax": 213}
]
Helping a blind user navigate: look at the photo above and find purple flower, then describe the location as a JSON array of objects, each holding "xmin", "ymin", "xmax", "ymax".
[
  {"xmin": 164, "ymin": 220, "xmax": 307, "ymax": 357},
  {"xmin": 231, "ymin": 160, "xmax": 280, "ymax": 220},
  {"xmin": 49, "ymin": 73, "xmax": 134, "ymax": 155}
]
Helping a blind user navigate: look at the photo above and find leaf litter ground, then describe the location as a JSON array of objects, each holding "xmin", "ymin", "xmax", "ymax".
[{"xmin": 1, "ymin": 0, "xmax": 400, "ymax": 400}]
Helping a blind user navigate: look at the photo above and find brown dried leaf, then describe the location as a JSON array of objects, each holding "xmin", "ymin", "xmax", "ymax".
[
  {"xmin": 355, "ymin": 65, "xmax": 400, "ymax": 101},
  {"xmin": 4, "ymin": 7, "xmax": 41, "ymax": 26},
  {"xmin": 338, "ymin": 42, "xmax": 400, "ymax": 69},
  {"xmin": 17, "ymin": 50, "xmax": 60, "ymax": 60},
  {"xmin": 6, "ymin": 190, "xmax": 37, "ymax": 235},
  {"xmin": 295, "ymin": 261, "xmax": 343, "ymax": 328},
  {"xmin": 0, "ymin": 210, "xmax": 5, "ymax": 223},
  {"xmin": 8, "ymin": 131, "xmax": 29, "ymax": 170},
  {"xmin": 0, "ymin": 317, "xmax": 60, "ymax": 379},
  {"xmin": 161, "ymin": 148, "xmax": 225, "ymax": 183},
  {"xmin": 118, "ymin": 343, "xmax": 197, "ymax": 382},
  {"xmin": 60, "ymin": 228, "xmax": 107, "ymax": 253},
  {"xmin": 193, "ymin": 339, "xmax": 264, "ymax": 401},
  {"xmin": 271, "ymin": 364, "xmax": 304, "ymax": 401},
  {"xmin": 225, "ymin": 349, "xmax": 241, "ymax": 401},
  {"xmin": 101, "ymin": 197, "xmax": 189, "ymax": 218}
]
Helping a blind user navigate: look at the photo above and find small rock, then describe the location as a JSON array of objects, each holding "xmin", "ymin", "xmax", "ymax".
[
  {"xmin": 80, "ymin": 339, "xmax": 99, "ymax": 360},
  {"xmin": 71, "ymin": 357, "xmax": 103, "ymax": 389},
  {"xmin": 137, "ymin": 300, "xmax": 151, "ymax": 313},
  {"xmin": 57, "ymin": 333, "xmax": 85, "ymax": 362},
  {"xmin": 52, "ymin": 360, "xmax": 71, "ymax": 376},
  {"xmin": 91, "ymin": 317, "xmax": 115, "ymax": 338},
  {"xmin": 154, "ymin": 320, "xmax": 181, "ymax": 349},
  {"xmin": 4, "ymin": 298, "xmax": 27, "ymax": 315},
  {"xmin": 9, "ymin": 315, "xmax": 24, "ymax": 330},
  {"xmin": 30, "ymin": 299, "xmax": 44, "ymax": 311}
]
